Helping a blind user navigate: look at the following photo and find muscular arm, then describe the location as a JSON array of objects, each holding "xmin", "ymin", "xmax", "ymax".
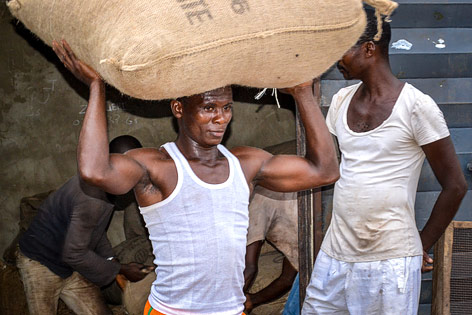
[
  {"xmin": 420, "ymin": 136, "xmax": 467, "ymax": 270},
  {"xmin": 235, "ymin": 82, "xmax": 339, "ymax": 192},
  {"xmin": 52, "ymin": 40, "xmax": 144, "ymax": 195}
]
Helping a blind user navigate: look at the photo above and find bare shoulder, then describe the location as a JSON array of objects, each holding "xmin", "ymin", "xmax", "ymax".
[
  {"xmin": 124, "ymin": 146, "xmax": 174, "ymax": 182},
  {"xmin": 230, "ymin": 146, "xmax": 273, "ymax": 184},
  {"xmin": 124, "ymin": 146, "xmax": 178, "ymax": 204},
  {"xmin": 125, "ymin": 147, "xmax": 170, "ymax": 164},
  {"xmin": 230, "ymin": 145, "xmax": 272, "ymax": 161}
]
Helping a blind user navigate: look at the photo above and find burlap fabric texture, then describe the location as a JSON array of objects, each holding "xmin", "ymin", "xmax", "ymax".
[{"xmin": 8, "ymin": 0, "xmax": 373, "ymax": 100}]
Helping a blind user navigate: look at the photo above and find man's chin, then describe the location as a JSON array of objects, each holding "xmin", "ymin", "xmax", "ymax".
[
  {"xmin": 338, "ymin": 69, "xmax": 351, "ymax": 80},
  {"xmin": 202, "ymin": 137, "xmax": 224, "ymax": 147}
]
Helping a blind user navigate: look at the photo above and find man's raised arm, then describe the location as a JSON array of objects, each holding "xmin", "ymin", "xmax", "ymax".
[
  {"xmin": 52, "ymin": 40, "xmax": 144, "ymax": 195},
  {"xmin": 236, "ymin": 81, "xmax": 339, "ymax": 193}
]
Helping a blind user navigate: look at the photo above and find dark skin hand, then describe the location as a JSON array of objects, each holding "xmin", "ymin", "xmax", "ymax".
[
  {"xmin": 422, "ymin": 251, "xmax": 433, "ymax": 273},
  {"xmin": 119, "ymin": 262, "xmax": 154, "ymax": 283},
  {"xmin": 52, "ymin": 40, "xmax": 99, "ymax": 87}
]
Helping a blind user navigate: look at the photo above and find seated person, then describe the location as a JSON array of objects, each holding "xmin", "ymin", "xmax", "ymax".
[
  {"xmin": 244, "ymin": 185, "xmax": 298, "ymax": 314},
  {"xmin": 17, "ymin": 135, "xmax": 153, "ymax": 315}
]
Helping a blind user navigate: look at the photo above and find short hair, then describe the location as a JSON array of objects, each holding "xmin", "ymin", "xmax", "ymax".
[
  {"xmin": 109, "ymin": 135, "xmax": 142, "ymax": 154},
  {"xmin": 177, "ymin": 86, "xmax": 231, "ymax": 108},
  {"xmin": 356, "ymin": 9, "xmax": 391, "ymax": 55},
  {"xmin": 177, "ymin": 94, "xmax": 203, "ymax": 108}
]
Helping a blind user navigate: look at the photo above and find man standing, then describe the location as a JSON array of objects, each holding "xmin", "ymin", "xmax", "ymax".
[
  {"xmin": 17, "ymin": 135, "xmax": 152, "ymax": 315},
  {"xmin": 244, "ymin": 187, "xmax": 298, "ymax": 314},
  {"xmin": 52, "ymin": 38, "xmax": 339, "ymax": 315},
  {"xmin": 302, "ymin": 10, "xmax": 467, "ymax": 315}
]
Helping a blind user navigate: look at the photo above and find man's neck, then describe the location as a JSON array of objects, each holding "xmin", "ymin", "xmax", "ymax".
[
  {"xmin": 175, "ymin": 137, "xmax": 222, "ymax": 164},
  {"xmin": 359, "ymin": 62, "xmax": 402, "ymax": 98}
]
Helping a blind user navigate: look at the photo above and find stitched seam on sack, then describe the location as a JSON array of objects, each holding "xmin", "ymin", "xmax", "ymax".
[{"xmin": 104, "ymin": 16, "xmax": 364, "ymax": 72}]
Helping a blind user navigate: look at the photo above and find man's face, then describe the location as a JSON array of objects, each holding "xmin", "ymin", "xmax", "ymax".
[
  {"xmin": 336, "ymin": 44, "xmax": 362, "ymax": 80},
  {"xmin": 179, "ymin": 86, "xmax": 233, "ymax": 147}
]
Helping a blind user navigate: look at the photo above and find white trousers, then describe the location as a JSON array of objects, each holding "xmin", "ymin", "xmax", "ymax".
[{"xmin": 302, "ymin": 250, "xmax": 422, "ymax": 315}]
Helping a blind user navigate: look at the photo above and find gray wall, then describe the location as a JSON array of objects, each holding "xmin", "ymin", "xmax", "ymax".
[{"xmin": 0, "ymin": 4, "xmax": 296, "ymax": 257}]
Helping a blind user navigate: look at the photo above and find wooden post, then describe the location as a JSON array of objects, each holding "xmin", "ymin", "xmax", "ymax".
[
  {"xmin": 432, "ymin": 223, "xmax": 453, "ymax": 315},
  {"xmin": 432, "ymin": 221, "xmax": 472, "ymax": 315},
  {"xmin": 312, "ymin": 79, "xmax": 323, "ymax": 259},
  {"xmin": 297, "ymin": 79, "xmax": 321, "ymax": 310}
]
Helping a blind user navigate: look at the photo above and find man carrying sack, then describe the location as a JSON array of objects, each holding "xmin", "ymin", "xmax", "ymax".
[{"xmin": 52, "ymin": 38, "xmax": 339, "ymax": 315}]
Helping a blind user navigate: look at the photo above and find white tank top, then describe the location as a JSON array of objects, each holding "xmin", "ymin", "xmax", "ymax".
[{"xmin": 139, "ymin": 142, "xmax": 249, "ymax": 315}]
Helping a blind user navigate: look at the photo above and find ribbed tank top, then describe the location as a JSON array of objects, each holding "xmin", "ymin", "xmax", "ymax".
[{"xmin": 139, "ymin": 142, "xmax": 250, "ymax": 315}]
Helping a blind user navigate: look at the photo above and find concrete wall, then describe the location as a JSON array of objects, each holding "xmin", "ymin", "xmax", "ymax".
[{"xmin": 0, "ymin": 4, "xmax": 296, "ymax": 258}]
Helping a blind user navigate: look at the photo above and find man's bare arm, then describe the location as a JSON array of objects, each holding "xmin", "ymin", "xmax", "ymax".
[
  {"xmin": 52, "ymin": 40, "xmax": 144, "ymax": 194},
  {"xmin": 235, "ymin": 81, "xmax": 339, "ymax": 192},
  {"xmin": 244, "ymin": 241, "xmax": 263, "ymax": 293},
  {"xmin": 420, "ymin": 136, "xmax": 467, "ymax": 271},
  {"xmin": 245, "ymin": 257, "xmax": 297, "ymax": 314}
]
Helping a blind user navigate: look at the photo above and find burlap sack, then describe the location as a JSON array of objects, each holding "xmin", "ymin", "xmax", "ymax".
[
  {"xmin": 7, "ymin": 0, "xmax": 373, "ymax": 100},
  {"xmin": 0, "ymin": 261, "xmax": 29, "ymax": 315},
  {"xmin": 122, "ymin": 272, "xmax": 156, "ymax": 315},
  {"xmin": 3, "ymin": 190, "xmax": 54, "ymax": 264},
  {"xmin": 113, "ymin": 236, "xmax": 154, "ymax": 266}
]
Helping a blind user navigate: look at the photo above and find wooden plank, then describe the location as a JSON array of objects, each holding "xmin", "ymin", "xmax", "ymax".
[
  {"xmin": 296, "ymin": 110, "xmax": 313, "ymax": 307},
  {"xmin": 432, "ymin": 223, "xmax": 454, "ymax": 315},
  {"xmin": 452, "ymin": 221, "xmax": 472, "ymax": 229},
  {"xmin": 297, "ymin": 79, "xmax": 321, "ymax": 309},
  {"xmin": 313, "ymin": 188, "xmax": 322, "ymax": 257},
  {"xmin": 313, "ymin": 79, "xmax": 323, "ymax": 259},
  {"xmin": 297, "ymin": 188, "xmax": 313, "ymax": 307}
]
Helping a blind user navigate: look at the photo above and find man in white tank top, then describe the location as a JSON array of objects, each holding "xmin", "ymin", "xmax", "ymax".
[
  {"xmin": 302, "ymin": 10, "xmax": 467, "ymax": 315},
  {"xmin": 52, "ymin": 40, "xmax": 340, "ymax": 315}
]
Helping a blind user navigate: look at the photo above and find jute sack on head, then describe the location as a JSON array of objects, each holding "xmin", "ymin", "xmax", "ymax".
[{"xmin": 8, "ymin": 0, "xmax": 389, "ymax": 100}]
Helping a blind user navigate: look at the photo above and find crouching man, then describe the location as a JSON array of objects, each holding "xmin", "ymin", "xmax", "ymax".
[{"xmin": 17, "ymin": 135, "xmax": 152, "ymax": 315}]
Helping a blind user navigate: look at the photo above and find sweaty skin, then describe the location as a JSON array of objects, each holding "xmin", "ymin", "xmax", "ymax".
[
  {"xmin": 51, "ymin": 39, "xmax": 339, "ymax": 209},
  {"xmin": 51, "ymin": 39, "xmax": 339, "ymax": 311}
]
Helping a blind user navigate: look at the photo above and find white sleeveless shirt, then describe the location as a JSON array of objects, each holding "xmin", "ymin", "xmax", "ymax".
[{"xmin": 139, "ymin": 142, "xmax": 250, "ymax": 315}]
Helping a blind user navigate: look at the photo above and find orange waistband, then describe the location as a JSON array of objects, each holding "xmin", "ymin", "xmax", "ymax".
[{"xmin": 144, "ymin": 300, "xmax": 165, "ymax": 315}]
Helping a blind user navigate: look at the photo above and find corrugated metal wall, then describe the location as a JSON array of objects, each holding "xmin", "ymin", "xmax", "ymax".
[{"xmin": 320, "ymin": 1, "xmax": 472, "ymax": 313}]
